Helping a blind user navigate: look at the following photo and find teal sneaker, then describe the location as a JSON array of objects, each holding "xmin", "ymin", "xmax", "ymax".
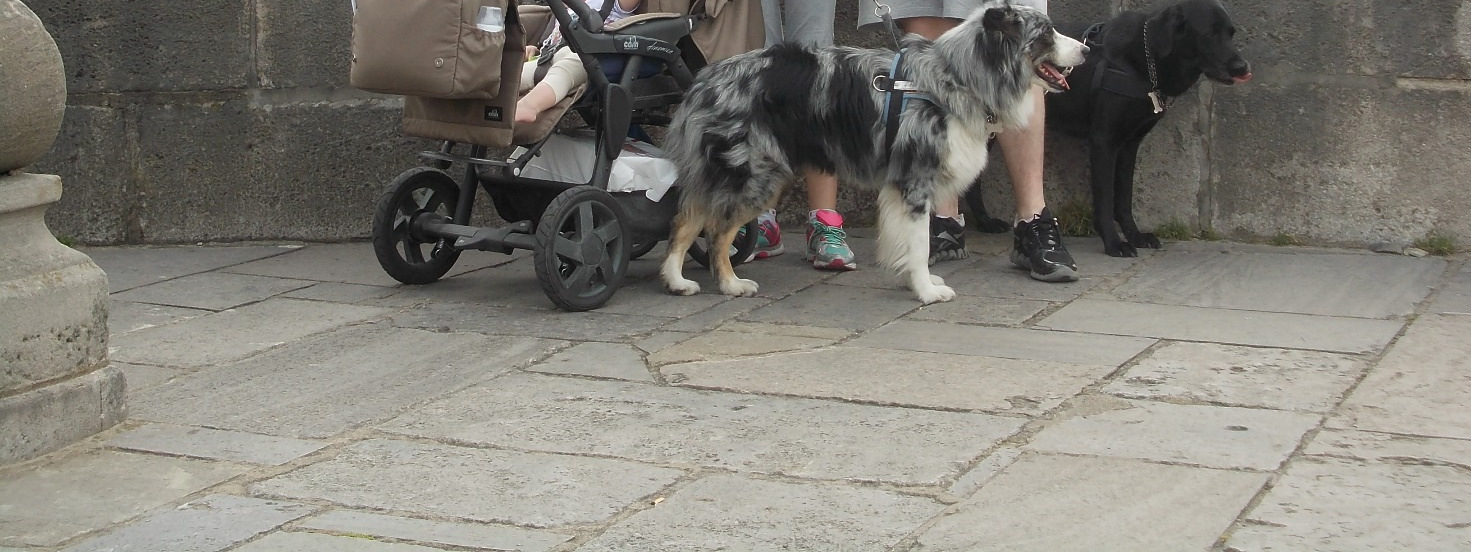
[
  {"xmin": 804, "ymin": 209, "xmax": 857, "ymax": 271},
  {"xmin": 733, "ymin": 210, "xmax": 786, "ymax": 262}
]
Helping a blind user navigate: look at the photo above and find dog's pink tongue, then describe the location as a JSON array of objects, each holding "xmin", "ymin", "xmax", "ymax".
[{"xmin": 1232, "ymin": 72, "xmax": 1253, "ymax": 84}]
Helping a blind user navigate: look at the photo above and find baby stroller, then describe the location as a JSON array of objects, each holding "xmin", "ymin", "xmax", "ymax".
[{"xmin": 350, "ymin": 0, "xmax": 764, "ymax": 311}]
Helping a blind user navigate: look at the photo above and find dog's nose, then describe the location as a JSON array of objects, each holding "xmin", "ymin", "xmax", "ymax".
[
  {"xmin": 1229, "ymin": 58, "xmax": 1250, "ymax": 75},
  {"xmin": 1079, "ymin": 43, "xmax": 1090, "ymax": 55}
]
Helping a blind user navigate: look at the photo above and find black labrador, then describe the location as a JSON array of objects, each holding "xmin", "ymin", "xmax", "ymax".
[{"xmin": 964, "ymin": 0, "xmax": 1253, "ymax": 256}]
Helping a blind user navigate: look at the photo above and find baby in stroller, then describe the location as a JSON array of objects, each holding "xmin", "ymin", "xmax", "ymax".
[{"xmin": 517, "ymin": 0, "xmax": 644, "ymax": 124}]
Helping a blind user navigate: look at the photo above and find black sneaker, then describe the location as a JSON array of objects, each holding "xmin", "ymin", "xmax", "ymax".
[
  {"xmin": 1011, "ymin": 208, "xmax": 1079, "ymax": 282},
  {"xmin": 929, "ymin": 215, "xmax": 969, "ymax": 265}
]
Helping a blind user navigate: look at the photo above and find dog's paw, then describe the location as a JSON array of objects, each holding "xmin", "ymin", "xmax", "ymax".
[
  {"xmin": 930, "ymin": 274, "xmax": 946, "ymax": 286},
  {"xmin": 915, "ymin": 284, "xmax": 956, "ymax": 304},
  {"xmin": 1129, "ymin": 232, "xmax": 1162, "ymax": 249},
  {"xmin": 973, "ymin": 216, "xmax": 1011, "ymax": 234},
  {"xmin": 1104, "ymin": 242, "xmax": 1139, "ymax": 258},
  {"xmin": 719, "ymin": 278, "xmax": 760, "ymax": 297},
  {"xmin": 664, "ymin": 278, "xmax": 701, "ymax": 296}
]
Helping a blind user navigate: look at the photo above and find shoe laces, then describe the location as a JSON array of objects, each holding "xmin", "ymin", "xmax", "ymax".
[
  {"xmin": 1028, "ymin": 216, "xmax": 1064, "ymax": 249},
  {"xmin": 812, "ymin": 222, "xmax": 848, "ymax": 247}
]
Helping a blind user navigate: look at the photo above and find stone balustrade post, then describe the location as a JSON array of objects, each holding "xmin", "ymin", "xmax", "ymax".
[{"xmin": 1, "ymin": 0, "xmax": 124, "ymax": 464}]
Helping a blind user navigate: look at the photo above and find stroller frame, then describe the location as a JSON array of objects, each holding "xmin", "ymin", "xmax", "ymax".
[{"xmin": 372, "ymin": 0, "xmax": 757, "ymax": 311}]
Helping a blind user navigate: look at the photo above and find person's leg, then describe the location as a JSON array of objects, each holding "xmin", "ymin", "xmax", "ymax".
[
  {"xmin": 760, "ymin": 0, "xmax": 785, "ymax": 48},
  {"xmin": 897, "ymin": 17, "xmax": 970, "ymax": 263},
  {"xmin": 999, "ymin": 89, "xmax": 1047, "ymax": 218},
  {"xmin": 782, "ymin": 0, "xmax": 836, "ymax": 48},
  {"xmin": 515, "ymin": 48, "xmax": 585, "ymax": 124},
  {"xmin": 1006, "ymin": 87, "xmax": 1078, "ymax": 281},
  {"xmin": 802, "ymin": 169, "xmax": 855, "ymax": 270}
]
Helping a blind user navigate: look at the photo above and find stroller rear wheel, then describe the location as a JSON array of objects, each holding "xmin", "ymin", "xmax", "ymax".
[
  {"xmin": 534, "ymin": 186, "xmax": 631, "ymax": 312},
  {"xmin": 372, "ymin": 167, "xmax": 461, "ymax": 285}
]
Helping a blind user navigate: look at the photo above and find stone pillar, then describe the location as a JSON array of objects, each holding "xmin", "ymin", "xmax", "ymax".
[{"xmin": 1, "ymin": 0, "xmax": 124, "ymax": 464}]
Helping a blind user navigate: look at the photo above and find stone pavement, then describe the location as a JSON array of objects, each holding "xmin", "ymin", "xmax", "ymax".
[{"xmin": 3, "ymin": 231, "xmax": 1469, "ymax": 551}]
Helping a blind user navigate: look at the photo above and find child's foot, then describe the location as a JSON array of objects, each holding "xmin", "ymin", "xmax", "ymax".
[{"xmin": 804, "ymin": 209, "xmax": 856, "ymax": 271}]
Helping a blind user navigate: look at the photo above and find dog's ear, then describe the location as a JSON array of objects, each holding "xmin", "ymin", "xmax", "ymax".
[
  {"xmin": 982, "ymin": 6, "xmax": 1021, "ymax": 36},
  {"xmin": 1151, "ymin": 4, "xmax": 1183, "ymax": 58}
]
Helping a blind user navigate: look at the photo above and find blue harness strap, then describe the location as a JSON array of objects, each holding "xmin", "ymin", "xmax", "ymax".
[{"xmin": 878, "ymin": 51, "xmax": 938, "ymax": 153}]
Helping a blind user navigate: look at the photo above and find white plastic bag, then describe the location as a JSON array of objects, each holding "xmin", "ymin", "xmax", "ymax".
[{"xmin": 510, "ymin": 134, "xmax": 678, "ymax": 202}]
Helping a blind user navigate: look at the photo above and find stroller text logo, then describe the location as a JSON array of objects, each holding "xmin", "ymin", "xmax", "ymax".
[
  {"xmin": 483, "ymin": 106, "xmax": 503, "ymax": 122},
  {"xmin": 622, "ymin": 36, "xmax": 639, "ymax": 50}
]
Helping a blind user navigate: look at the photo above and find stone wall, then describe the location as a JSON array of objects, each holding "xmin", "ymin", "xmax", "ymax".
[{"xmin": 27, "ymin": 0, "xmax": 1471, "ymax": 248}]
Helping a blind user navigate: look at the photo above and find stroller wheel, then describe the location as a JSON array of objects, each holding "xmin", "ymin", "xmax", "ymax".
[
  {"xmin": 688, "ymin": 220, "xmax": 760, "ymax": 269},
  {"xmin": 628, "ymin": 241, "xmax": 659, "ymax": 260},
  {"xmin": 533, "ymin": 186, "xmax": 631, "ymax": 312},
  {"xmin": 372, "ymin": 167, "xmax": 462, "ymax": 285}
]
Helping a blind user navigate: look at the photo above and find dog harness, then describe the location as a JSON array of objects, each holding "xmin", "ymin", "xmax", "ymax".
[
  {"xmin": 1082, "ymin": 22, "xmax": 1171, "ymax": 113},
  {"xmin": 873, "ymin": 50, "xmax": 999, "ymax": 154},
  {"xmin": 874, "ymin": 50, "xmax": 939, "ymax": 153}
]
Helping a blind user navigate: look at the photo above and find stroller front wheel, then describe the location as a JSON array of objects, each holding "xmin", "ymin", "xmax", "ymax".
[
  {"xmin": 533, "ymin": 186, "xmax": 631, "ymax": 312},
  {"xmin": 372, "ymin": 167, "xmax": 462, "ymax": 285}
]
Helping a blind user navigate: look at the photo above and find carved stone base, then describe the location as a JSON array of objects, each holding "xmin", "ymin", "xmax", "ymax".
[{"xmin": 0, "ymin": 173, "xmax": 120, "ymax": 464}]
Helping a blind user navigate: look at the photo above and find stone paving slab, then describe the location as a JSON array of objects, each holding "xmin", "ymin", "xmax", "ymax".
[
  {"xmin": 915, "ymin": 453, "xmax": 1268, "ymax": 552},
  {"xmin": 222, "ymin": 242, "xmax": 517, "ymax": 286},
  {"xmin": 250, "ymin": 439, "xmax": 684, "ymax": 528},
  {"xmin": 579, "ymin": 474, "xmax": 943, "ymax": 551},
  {"xmin": 388, "ymin": 302, "xmax": 670, "ymax": 342},
  {"xmin": 107, "ymin": 301, "xmax": 209, "ymax": 336},
  {"xmin": 1429, "ymin": 264, "xmax": 1470, "ymax": 315},
  {"xmin": 112, "ymin": 272, "xmax": 315, "ymax": 311},
  {"xmin": 1103, "ymin": 342, "xmax": 1368, "ymax": 412},
  {"xmin": 646, "ymin": 330, "xmax": 842, "ymax": 367},
  {"xmin": 380, "ymin": 374, "xmax": 1022, "ymax": 485},
  {"xmin": 1302, "ymin": 428, "xmax": 1471, "ymax": 466},
  {"xmin": 107, "ymin": 423, "xmax": 329, "ymax": 466},
  {"xmin": 853, "ymin": 320, "xmax": 1155, "ymax": 366},
  {"xmin": 660, "ymin": 296, "xmax": 773, "ymax": 333},
  {"xmin": 528, "ymin": 342, "xmax": 655, "ymax": 381},
  {"xmin": 1039, "ymin": 299, "xmax": 1404, "ymax": 354},
  {"xmin": 0, "ymin": 451, "xmax": 248, "ymax": 547},
  {"xmin": 110, "ymin": 298, "xmax": 387, "ymax": 368},
  {"xmin": 1227, "ymin": 450, "xmax": 1471, "ymax": 551},
  {"xmin": 133, "ymin": 324, "xmax": 558, "ymax": 438},
  {"xmin": 115, "ymin": 362, "xmax": 183, "ymax": 394},
  {"xmin": 297, "ymin": 510, "xmax": 574, "ymax": 552},
  {"xmin": 1025, "ymin": 397, "xmax": 1322, "ymax": 470},
  {"xmin": 283, "ymin": 282, "xmax": 403, "ymax": 304},
  {"xmin": 902, "ymin": 295, "xmax": 1050, "ymax": 326},
  {"xmin": 233, "ymin": 531, "xmax": 448, "ymax": 552},
  {"xmin": 666, "ymin": 346, "xmax": 1114, "ymax": 415},
  {"xmin": 738, "ymin": 283, "xmax": 920, "ymax": 330},
  {"xmin": 1329, "ymin": 314, "xmax": 1471, "ymax": 440},
  {"xmin": 61, "ymin": 494, "xmax": 316, "ymax": 552},
  {"xmin": 82, "ymin": 245, "xmax": 298, "ymax": 293},
  {"xmin": 1107, "ymin": 250, "xmax": 1444, "ymax": 318},
  {"xmin": 947, "ymin": 256, "xmax": 1100, "ymax": 302}
]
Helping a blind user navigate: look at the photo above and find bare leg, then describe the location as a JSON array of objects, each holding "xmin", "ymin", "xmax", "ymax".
[
  {"xmin": 515, "ymin": 83, "xmax": 559, "ymax": 125},
  {"xmin": 805, "ymin": 169, "xmax": 839, "ymax": 210},
  {"xmin": 900, "ymin": 18, "xmax": 965, "ymax": 219},
  {"xmin": 1000, "ymin": 89, "xmax": 1047, "ymax": 220}
]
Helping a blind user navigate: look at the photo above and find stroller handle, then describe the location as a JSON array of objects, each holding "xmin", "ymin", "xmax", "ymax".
[{"xmin": 544, "ymin": 0, "xmax": 605, "ymax": 33}]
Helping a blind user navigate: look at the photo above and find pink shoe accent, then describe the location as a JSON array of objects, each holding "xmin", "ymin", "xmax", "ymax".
[{"xmin": 813, "ymin": 209, "xmax": 845, "ymax": 228}]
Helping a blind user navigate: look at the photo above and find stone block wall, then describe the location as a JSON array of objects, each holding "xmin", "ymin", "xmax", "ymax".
[{"xmin": 27, "ymin": 0, "xmax": 1471, "ymax": 248}]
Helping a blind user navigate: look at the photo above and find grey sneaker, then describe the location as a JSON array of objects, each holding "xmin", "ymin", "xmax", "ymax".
[{"xmin": 929, "ymin": 215, "xmax": 969, "ymax": 265}]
